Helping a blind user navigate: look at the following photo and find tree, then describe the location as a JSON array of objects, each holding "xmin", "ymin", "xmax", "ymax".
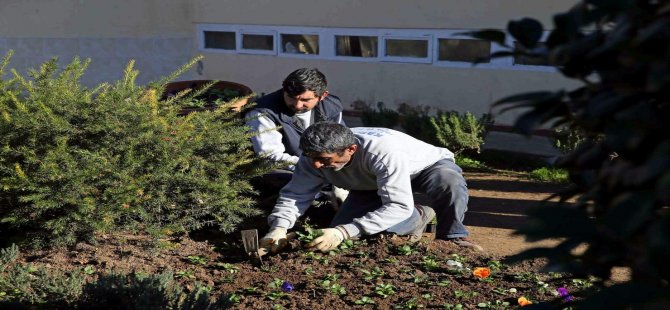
[{"xmin": 467, "ymin": 0, "xmax": 670, "ymax": 307}]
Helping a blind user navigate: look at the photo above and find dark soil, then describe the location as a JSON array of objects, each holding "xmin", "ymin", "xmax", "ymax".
[{"xmin": 15, "ymin": 171, "xmax": 588, "ymax": 309}]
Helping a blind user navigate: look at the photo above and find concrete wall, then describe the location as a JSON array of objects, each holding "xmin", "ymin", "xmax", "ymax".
[
  {"xmin": 0, "ymin": 0, "xmax": 195, "ymax": 85},
  {"xmin": 194, "ymin": 0, "xmax": 570, "ymax": 29}
]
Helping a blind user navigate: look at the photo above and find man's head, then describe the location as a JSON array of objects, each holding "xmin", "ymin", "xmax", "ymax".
[
  {"xmin": 300, "ymin": 122, "xmax": 357, "ymax": 171},
  {"xmin": 282, "ymin": 68, "xmax": 329, "ymax": 113}
]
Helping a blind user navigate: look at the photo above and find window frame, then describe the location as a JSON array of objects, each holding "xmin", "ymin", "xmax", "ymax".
[
  {"xmin": 381, "ymin": 35, "xmax": 433, "ymax": 64},
  {"xmin": 239, "ymin": 30, "xmax": 277, "ymax": 55}
]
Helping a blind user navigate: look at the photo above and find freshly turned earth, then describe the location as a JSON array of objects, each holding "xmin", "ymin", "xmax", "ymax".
[{"xmin": 22, "ymin": 171, "xmax": 608, "ymax": 308}]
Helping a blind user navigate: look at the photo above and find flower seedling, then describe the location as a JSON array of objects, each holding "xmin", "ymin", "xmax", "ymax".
[
  {"xmin": 186, "ymin": 255, "xmax": 208, "ymax": 266},
  {"xmin": 487, "ymin": 260, "xmax": 503, "ymax": 272},
  {"xmin": 271, "ymin": 304, "xmax": 285, "ymax": 310},
  {"xmin": 361, "ymin": 267, "xmax": 385, "ymax": 282},
  {"xmin": 491, "ymin": 287, "xmax": 508, "ymax": 295},
  {"xmin": 384, "ymin": 257, "xmax": 400, "ymax": 264},
  {"xmin": 296, "ymin": 223, "xmax": 324, "ymax": 243},
  {"xmin": 400, "ymin": 297, "xmax": 424, "ymax": 309},
  {"xmin": 221, "ymin": 275, "xmax": 235, "ymax": 283},
  {"xmin": 396, "ymin": 244, "xmax": 415, "ymax": 256},
  {"xmin": 572, "ymin": 278, "xmax": 594, "ymax": 289},
  {"xmin": 412, "ymin": 273, "xmax": 428, "ymax": 284},
  {"xmin": 261, "ymin": 265, "xmax": 280, "ymax": 273},
  {"xmin": 374, "ymin": 283, "xmax": 396, "ymax": 298},
  {"xmin": 354, "ymin": 296, "xmax": 376, "ymax": 305},
  {"xmin": 454, "ymin": 290, "xmax": 479, "ymax": 300},
  {"xmin": 265, "ymin": 291, "xmax": 287, "ymax": 301},
  {"xmin": 268, "ymin": 278, "xmax": 285, "ymax": 289},
  {"xmin": 422, "ymin": 256, "xmax": 439, "ymax": 271},
  {"xmin": 215, "ymin": 262, "xmax": 239, "ymax": 273},
  {"xmin": 443, "ymin": 303, "xmax": 463, "ymax": 310},
  {"xmin": 227, "ymin": 293, "xmax": 241, "ymax": 304},
  {"xmin": 422, "ymin": 293, "xmax": 432, "ymax": 300},
  {"xmin": 477, "ymin": 300, "xmax": 509, "ymax": 309},
  {"xmin": 281, "ymin": 281, "xmax": 294, "ymax": 293},
  {"xmin": 303, "ymin": 267, "xmax": 315, "ymax": 275},
  {"xmin": 557, "ymin": 287, "xmax": 573, "ymax": 302},
  {"xmin": 175, "ymin": 270, "xmax": 196, "ymax": 279},
  {"xmin": 436, "ymin": 280, "xmax": 451, "ymax": 287},
  {"xmin": 303, "ymin": 251, "xmax": 330, "ymax": 265},
  {"xmin": 83, "ymin": 265, "xmax": 96, "ymax": 275},
  {"xmin": 356, "ymin": 251, "xmax": 370, "ymax": 259}
]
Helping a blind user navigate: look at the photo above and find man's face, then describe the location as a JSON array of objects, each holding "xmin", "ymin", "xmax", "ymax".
[
  {"xmin": 306, "ymin": 145, "xmax": 357, "ymax": 171},
  {"xmin": 283, "ymin": 90, "xmax": 327, "ymax": 113}
]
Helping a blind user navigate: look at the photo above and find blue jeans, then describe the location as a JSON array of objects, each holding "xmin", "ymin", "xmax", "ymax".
[{"xmin": 329, "ymin": 159, "xmax": 469, "ymax": 239}]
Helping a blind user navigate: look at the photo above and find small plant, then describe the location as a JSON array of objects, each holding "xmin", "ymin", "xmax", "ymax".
[
  {"xmin": 396, "ymin": 244, "xmax": 415, "ymax": 256},
  {"xmin": 360, "ymin": 267, "xmax": 385, "ymax": 282},
  {"xmin": 227, "ymin": 293, "xmax": 241, "ymax": 304},
  {"xmin": 374, "ymin": 283, "xmax": 396, "ymax": 298},
  {"xmin": 354, "ymin": 296, "xmax": 376, "ymax": 305},
  {"xmin": 261, "ymin": 265, "xmax": 280, "ymax": 273},
  {"xmin": 186, "ymin": 255, "xmax": 208, "ymax": 266},
  {"xmin": 421, "ymin": 256, "xmax": 440, "ymax": 271},
  {"xmin": 397, "ymin": 297, "xmax": 424, "ymax": 309},
  {"xmin": 215, "ymin": 262, "xmax": 239, "ymax": 273},
  {"xmin": 303, "ymin": 267, "xmax": 314, "ymax": 276},
  {"xmin": 296, "ymin": 223, "xmax": 324, "ymax": 244},
  {"xmin": 454, "ymin": 290, "xmax": 479, "ymax": 300},
  {"xmin": 477, "ymin": 300, "xmax": 510, "ymax": 309},
  {"xmin": 384, "ymin": 257, "xmax": 399, "ymax": 264},
  {"xmin": 83, "ymin": 266, "xmax": 96, "ymax": 275},
  {"xmin": 436, "ymin": 280, "xmax": 451, "ymax": 287},
  {"xmin": 265, "ymin": 291, "xmax": 287, "ymax": 301},
  {"xmin": 443, "ymin": 303, "xmax": 464, "ymax": 310},
  {"xmin": 174, "ymin": 270, "xmax": 195, "ymax": 279},
  {"xmin": 303, "ymin": 251, "xmax": 330, "ymax": 265}
]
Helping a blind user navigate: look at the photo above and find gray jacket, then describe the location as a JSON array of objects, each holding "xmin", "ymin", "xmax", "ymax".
[{"xmin": 268, "ymin": 127, "xmax": 454, "ymax": 237}]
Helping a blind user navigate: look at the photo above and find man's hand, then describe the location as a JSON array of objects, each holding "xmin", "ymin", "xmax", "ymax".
[
  {"xmin": 259, "ymin": 227, "xmax": 289, "ymax": 256},
  {"xmin": 307, "ymin": 228, "xmax": 346, "ymax": 252}
]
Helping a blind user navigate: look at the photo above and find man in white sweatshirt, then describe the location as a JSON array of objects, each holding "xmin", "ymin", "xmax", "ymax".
[{"xmin": 260, "ymin": 122, "xmax": 483, "ymax": 254}]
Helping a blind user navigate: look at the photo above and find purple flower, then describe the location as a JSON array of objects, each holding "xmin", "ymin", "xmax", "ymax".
[
  {"xmin": 556, "ymin": 287, "xmax": 572, "ymax": 302},
  {"xmin": 281, "ymin": 281, "xmax": 294, "ymax": 292}
]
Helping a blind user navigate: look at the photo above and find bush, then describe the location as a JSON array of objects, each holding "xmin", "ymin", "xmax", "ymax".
[
  {"xmin": 468, "ymin": 0, "xmax": 670, "ymax": 307},
  {"xmin": 430, "ymin": 111, "xmax": 493, "ymax": 155},
  {"xmin": 352, "ymin": 100, "xmax": 400, "ymax": 128},
  {"xmin": 0, "ymin": 52, "xmax": 272, "ymax": 246},
  {"xmin": 397, "ymin": 103, "xmax": 440, "ymax": 145}
]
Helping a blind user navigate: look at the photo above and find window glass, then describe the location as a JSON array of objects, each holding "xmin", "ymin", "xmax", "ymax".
[
  {"xmin": 438, "ymin": 39, "xmax": 490, "ymax": 63},
  {"xmin": 281, "ymin": 34, "xmax": 319, "ymax": 54},
  {"xmin": 242, "ymin": 34, "xmax": 274, "ymax": 51},
  {"xmin": 204, "ymin": 31, "xmax": 235, "ymax": 50},
  {"xmin": 513, "ymin": 42, "xmax": 550, "ymax": 66},
  {"xmin": 385, "ymin": 39, "xmax": 428, "ymax": 58},
  {"xmin": 335, "ymin": 35, "xmax": 378, "ymax": 57}
]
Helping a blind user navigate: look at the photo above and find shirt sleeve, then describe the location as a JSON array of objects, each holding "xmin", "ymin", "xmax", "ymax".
[
  {"xmin": 267, "ymin": 156, "xmax": 326, "ymax": 229},
  {"xmin": 246, "ymin": 110, "xmax": 300, "ymax": 167}
]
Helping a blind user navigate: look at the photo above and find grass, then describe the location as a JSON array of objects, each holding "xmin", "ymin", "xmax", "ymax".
[{"xmin": 528, "ymin": 167, "xmax": 569, "ymax": 183}]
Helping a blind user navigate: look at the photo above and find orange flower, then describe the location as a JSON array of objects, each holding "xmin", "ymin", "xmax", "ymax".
[
  {"xmin": 472, "ymin": 267, "xmax": 491, "ymax": 279},
  {"xmin": 518, "ymin": 296, "xmax": 532, "ymax": 306}
]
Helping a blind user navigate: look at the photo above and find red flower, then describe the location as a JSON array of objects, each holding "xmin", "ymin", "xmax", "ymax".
[{"xmin": 472, "ymin": 267, "xmax": 491, "ymax": 279}]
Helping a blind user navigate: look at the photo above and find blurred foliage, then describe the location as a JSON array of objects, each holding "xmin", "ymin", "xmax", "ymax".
[
  {"xmin": 0, "ymin": 52, "xmax": 273, "ymax": 247},
  {"xmin": 431, "ymin": 111, "xmax": 493, "ymax": 155},
  {"xmin": 467, "ymin": 0, "xmax": 670, "ymax": 307},
  {"xmin": 528, "ymin": 167, "xmax": 569, "ymax": 183},
  {"xmin": 351, "ymin": 100, "xmax": 400, "ymax": 128}
]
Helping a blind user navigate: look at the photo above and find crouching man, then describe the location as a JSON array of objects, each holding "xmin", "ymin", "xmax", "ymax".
[{"xmin": 259, "ymin": 122, "xmax": 482, "ymax": 255}]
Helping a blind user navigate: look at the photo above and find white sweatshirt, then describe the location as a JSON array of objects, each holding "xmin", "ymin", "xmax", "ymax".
[{"xmin": 268, "ymin": 127, "xmax": 455, "ymax": 237}]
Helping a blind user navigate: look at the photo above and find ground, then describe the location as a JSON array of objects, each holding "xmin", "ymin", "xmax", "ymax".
[{"xmin": 15, "ymin": 170, "xmax": 613, "ymax": 308}]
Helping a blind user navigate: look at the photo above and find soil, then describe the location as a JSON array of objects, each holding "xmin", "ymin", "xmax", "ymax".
[{"xmin": 16, "ymin": 171, "xmax": 607, "ymax": 308}]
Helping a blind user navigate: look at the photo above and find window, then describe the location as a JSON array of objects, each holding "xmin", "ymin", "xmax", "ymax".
[
  {"xmin": 438, "ymin": 39, "xmax": 490, "ymax": 63},
  {"xmin": 385, "ymin": 38, "xmax": 429, "ymax": 58},
  {"xmin": 513, "ymin": 42, "xmax": 550, "ymax": 66},
  {"xmin": 242, "ymin": 33, "xmax": 274, "ymax": 51},
  {"xmin": 335, "ymin": 35, "xmax": 378, "ymax": 58},
  {"xmin": 204, "ymin": 31, "xmax": 235, "ymax": 50},
  {"xmin": 281, "ymin": 34, "xmax": 319, "ymax": 55}
]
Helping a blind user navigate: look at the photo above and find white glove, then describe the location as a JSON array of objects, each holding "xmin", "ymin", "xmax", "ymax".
[
  {"xmin": 307, "ymin": 227, "xmax": 346, "ymax": 252},
  {"xmin": 259, "ymin": 227, "xmax": 289, "ymax": 256}
]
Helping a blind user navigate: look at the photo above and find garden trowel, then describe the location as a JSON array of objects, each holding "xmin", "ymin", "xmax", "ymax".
[{"xmin": 241, "ymin": 229, "xmax": 264, "ymax": 265}]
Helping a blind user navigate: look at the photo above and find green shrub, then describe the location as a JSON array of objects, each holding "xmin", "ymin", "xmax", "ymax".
[
  {"xmin": 0, "ymin": 52, "xmax": 272, "ymax": 246},
  {"xmin": 0, "ymin": 244, "xmax": 85, "ymax": 306},
  {"xmin": 353, "ymin": 100, "xmax": 400, "ymax": 128},
  {"xmin": 397, "ymin": 103, "xmax": 440, "ymax": 145},
  {"xmin": 467, "ymin": 0, "xmax": 670, "ymax": 307},
  {"xmin": 430, "ymin": 111, "xmax": 493, "ymax": 155},
  {"xmin": 528, "ymin": 167, "xmax": 568, "ymax": 183}
]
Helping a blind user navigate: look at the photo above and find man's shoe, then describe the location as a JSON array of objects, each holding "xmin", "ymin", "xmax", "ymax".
[
  {"xmin": 448, "ymin": 237, "xmax": 484, "ymax": 252},
  {"xmin": 408, "ymin": 205, "xmax": 435, "ymax": 243}
]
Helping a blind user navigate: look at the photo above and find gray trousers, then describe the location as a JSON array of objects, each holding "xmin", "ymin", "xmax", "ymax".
[{"xmin": 329, "ymin": 159, "xmax": 469, "ymax": 239}]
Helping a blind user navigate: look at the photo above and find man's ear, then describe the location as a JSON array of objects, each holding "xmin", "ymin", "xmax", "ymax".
[
  {"xmin": 346, "ymin": 144, "xmax": 358, "ymax": 154},
  {"xmin": 319, "ymin": 90, "xmax": 329, "ymax": 101}
]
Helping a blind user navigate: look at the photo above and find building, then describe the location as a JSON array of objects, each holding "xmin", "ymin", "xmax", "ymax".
[{"xmin": 0, "ymin": 0, "xmax": 579, "ymax": 156}]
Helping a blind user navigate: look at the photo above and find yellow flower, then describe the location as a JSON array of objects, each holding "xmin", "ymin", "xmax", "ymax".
[
  {"xmin": 472, "ymin": 267, "xmax": 491, "ymax": 279},
  {"xmin": 518, "ymin": 296, "xmax": 532, "ymax": 306}
]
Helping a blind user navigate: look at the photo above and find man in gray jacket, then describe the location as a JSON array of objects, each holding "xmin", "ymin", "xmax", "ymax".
[{"xmin": 259, "ymin": 122, "xmax": 482, "ymax": 254}]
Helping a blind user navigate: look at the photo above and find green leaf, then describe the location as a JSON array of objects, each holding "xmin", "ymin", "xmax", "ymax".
[{"xmin": 507, "ymin": 18, "xmax": 543, "ymax": 48}]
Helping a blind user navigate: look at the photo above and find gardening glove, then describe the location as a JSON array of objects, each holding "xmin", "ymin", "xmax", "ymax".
[
  {"xmin": 307, "ymin": 227, "xmax": 346, "ymax": 252},
  {"xmin": 258, "ymin": 227, "xmax": 289, "ymax": 256}
]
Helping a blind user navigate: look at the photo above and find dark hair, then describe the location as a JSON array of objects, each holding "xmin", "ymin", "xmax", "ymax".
[
  {"xmin": 300, "ymin": 122, "xmax": 356, "ymax": 155},
  {"xmin": 282, "ymin": 68, "xmax": 328, "ymax": 97}
]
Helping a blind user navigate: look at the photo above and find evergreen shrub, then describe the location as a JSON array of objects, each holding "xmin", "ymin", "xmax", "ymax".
[
  {"xmin": 0, "ymin": 51, "xmax": 271, "ymax": 246},
  {"xmin": 430, "ymin": 111, "xmax": 493, "ymax": 155}
]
